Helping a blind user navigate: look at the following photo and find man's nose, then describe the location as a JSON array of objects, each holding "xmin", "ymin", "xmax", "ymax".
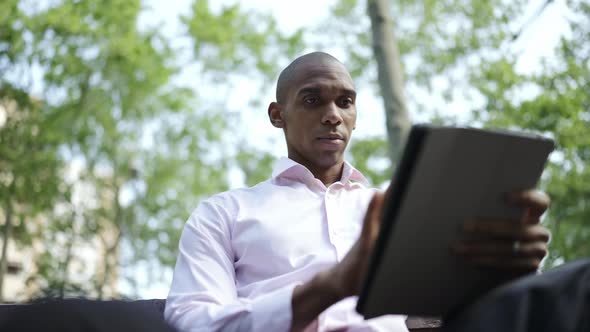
[{"xmin": 321, "ymin": 102, "xmax": 343, "ymax": 125}]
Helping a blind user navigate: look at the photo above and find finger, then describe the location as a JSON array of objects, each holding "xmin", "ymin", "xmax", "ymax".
[
  {"xmin": 506, "ymin": 190, "xmax": 550, "ymax": 221},
  {"xmin": 453, "ymin": 241, "xmax": 548, "ymax": 259},
  {"xmin": 465, "ymin": 255, "xmax": 542, "ymax": 273},
  {"xmin": 463, "ymin": 221, "xmax": 551, "ymax": 243}
]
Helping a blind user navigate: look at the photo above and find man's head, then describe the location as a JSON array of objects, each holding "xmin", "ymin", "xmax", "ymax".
[{"xmin": 268, "ymin": 52, "xmax": 357, "ymax": 173}]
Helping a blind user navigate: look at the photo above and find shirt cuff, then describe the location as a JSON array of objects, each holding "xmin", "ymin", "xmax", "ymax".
[{"xmin": 251, "ymin": 284, "xmax": 299, "ymax": 332}]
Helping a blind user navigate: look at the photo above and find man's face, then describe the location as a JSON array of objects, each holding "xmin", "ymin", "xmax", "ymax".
[{"xmin": 277, "ymin": 61, "xmax": 357, "ymax": 171}]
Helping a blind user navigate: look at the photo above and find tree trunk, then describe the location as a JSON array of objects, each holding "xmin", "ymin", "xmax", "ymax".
[
  {"xmin": 97, "ymin": 230, "xmax": 121, "ymax": 300},
  {"xmin": 58, "ymin": 212, "xmax": 77, "ymax": 298},
  {"xmin": 368, "ymin": 2, "xmax": 442, "ymax": 329},
  {"xmin": 368, "ymin": 0, "xmax": 411, "ymax": 165},
  {"xmin": 97, "ymin": 182, "xmax": 122, "ymax": 300},
  {"xmin": 0, "ymin": 200, "xmax": 13, "ymax": 302}
]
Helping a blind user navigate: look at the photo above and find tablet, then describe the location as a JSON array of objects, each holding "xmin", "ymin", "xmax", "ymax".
[{"xmin": 356, "ymin": 125, "xmax": 554, "ymax": 318}]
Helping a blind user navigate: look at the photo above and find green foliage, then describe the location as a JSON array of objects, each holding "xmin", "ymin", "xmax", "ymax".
[
  {"xmin": 0, "ymin": 96, "xmax": 63, "ymax": 213},
  {"xmin": 180, "ymin": 0, "xmax": 309, "ymax": 188},
  {"xmin": 470, "ymin": 0, "xmax": 590, "ymax": 265},
  {"xmin": 0, "ymin": 1, "xmax": 67, "ymax": 300},
  {"xmin": 320, "ymin": 0, "xmax": 527, "ymax": 114},
  {"xmin": 0, "ymin": 0, "xmax": 237, "ymax": 299},
  {"xmin": 17, "ymin": 0, "xmax": 193, "ymax": 298},
  {"xmin": 182, "ymin": 0, "xmax": 304, "ymax": 81},
  {"xmin": 348, "ymin": 137, "xmax": 391, "ymax": 186},
  {"xmin": 236, "ymin": 149, "xmax": 276, "ymax": 187},
  {"xmin": 127, "ymin": 112, "xmax": 231, "ymax": 267}
]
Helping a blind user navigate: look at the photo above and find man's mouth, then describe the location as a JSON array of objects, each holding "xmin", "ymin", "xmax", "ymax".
[
  {"xmin": 316, "ymin": 134, "xmax": 345, "ymax": 150},
  {"xmin": 317, "ymin": 134, "xmax": 344, "ymax": 141}
]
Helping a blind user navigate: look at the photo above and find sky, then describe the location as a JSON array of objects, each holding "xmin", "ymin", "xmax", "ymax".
[{"xmin": 129, "ymin": 0, "xmax": 572, "ymax": 298}]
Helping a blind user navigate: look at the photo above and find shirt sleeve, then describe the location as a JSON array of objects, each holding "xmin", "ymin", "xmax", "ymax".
[{"xmin": 164, "ymin": 198, "xmax": 297, "ymax": 332}]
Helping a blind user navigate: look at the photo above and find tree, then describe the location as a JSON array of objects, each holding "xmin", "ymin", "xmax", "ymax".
[
  {"xmin": 368, "ymin": 0, "xmax": 411, "ymax": 163},
  {"xmin": 471, "ymin": 0, "xmax": 590, "ymax": 266},
  {"xmin": 0, "ymin": 0, "xmax": 65, "ymax": 301},
  {"xmin": 20, "ymin": 0, "xmax": 191, "ymax": 298},
  {"xmin": 0, "ymin": 96, "xmax": 64, "ymax": 301},
  {"xmin": 181, "ymin": 0, "xmax": 305, "ymax": 188},
  {"xmin": 0, "ymin": 0, "xmax": 235, "ymax": 299},
  {"xmin": 183, "ymin": 0, "xmax": 304, "ymax": 82}
]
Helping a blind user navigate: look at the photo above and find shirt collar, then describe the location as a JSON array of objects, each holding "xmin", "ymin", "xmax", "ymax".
[{"xmin": 271, "ymin": 157, "xmax": 370, "ymax": 186}]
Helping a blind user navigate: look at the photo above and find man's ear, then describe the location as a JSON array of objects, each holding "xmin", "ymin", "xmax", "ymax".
[{"xmin": 268, "ymin": 102, "xmax": 285, "ymax": 128}]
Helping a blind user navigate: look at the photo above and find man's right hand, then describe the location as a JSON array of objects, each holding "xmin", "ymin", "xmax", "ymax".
[
  {"xmin": 290, "ymin": 192, "xmax": 387, "ymax": 332},
  {"xmin": 327, "ymin": 191, "xmax": 386, "ymax": 299}
]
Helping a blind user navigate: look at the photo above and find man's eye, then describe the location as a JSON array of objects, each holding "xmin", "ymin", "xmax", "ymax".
[
  {"xmin": 339, "ymin": 97, "xmax": 354, "ymax": 107},
  {"xmin": 304, "ymin": 97, "xmax": 318, "ymax": 104}
]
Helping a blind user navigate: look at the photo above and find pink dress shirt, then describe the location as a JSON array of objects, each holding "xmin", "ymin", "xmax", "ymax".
[{"xmin": 165, "ymin": 157, "xmax": 408, "ymax": 332}]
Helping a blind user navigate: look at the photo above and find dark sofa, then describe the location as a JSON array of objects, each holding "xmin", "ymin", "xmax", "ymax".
[
  {"xmin": 0, "ymin": 298, "xmax": 441, "ymax": 331},
  {"xmin": 0, "ymin": 298, "xmax": 171, "ymax": 331}
]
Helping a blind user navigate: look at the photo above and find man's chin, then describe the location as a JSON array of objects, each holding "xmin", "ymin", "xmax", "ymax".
[{"xmin": 314, "ymin": 152, "xmax": 345, "ymax": 168}]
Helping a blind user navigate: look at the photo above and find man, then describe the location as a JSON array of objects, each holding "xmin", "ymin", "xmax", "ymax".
[{"xmin": 164, "ymin": 52, "xmax": 551, "ymax": 332}]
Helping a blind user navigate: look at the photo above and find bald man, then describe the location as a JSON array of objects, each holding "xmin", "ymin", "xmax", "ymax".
[{"xmin": 164, "ymin": 52, "xmax": 551, "ymax": 332}]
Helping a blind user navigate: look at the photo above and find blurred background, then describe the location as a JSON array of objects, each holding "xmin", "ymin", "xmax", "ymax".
[{"xmin": 0, "ymin": 0, "xmax": 588, "ymax": 302}]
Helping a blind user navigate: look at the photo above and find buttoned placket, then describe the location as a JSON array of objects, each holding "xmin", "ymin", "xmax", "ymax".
[{"xmin": 324, "ymin": 181, "xmax": 349, "ymax": 262}]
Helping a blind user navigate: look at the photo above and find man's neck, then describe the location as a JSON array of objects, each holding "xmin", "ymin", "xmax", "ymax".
[{"xmin": 291, "ymin": 158, "xmax": 345, "ymax": 187}]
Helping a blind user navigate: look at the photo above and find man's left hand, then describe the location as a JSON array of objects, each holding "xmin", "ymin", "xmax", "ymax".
[{"xmin": 453, "ymin": 190, "xmax": 551, "ymax": 274}]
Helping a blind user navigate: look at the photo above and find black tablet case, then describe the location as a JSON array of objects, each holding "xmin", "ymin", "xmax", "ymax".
[{"xmin": 356, "ymin": 125, "xmax": 554, "ymax": 318}]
